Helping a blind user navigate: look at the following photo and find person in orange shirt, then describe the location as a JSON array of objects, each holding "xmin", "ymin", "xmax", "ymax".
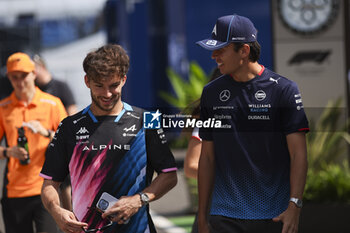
[{"xmin": 0, "ymin": 52, "xmax": 67, "ymax": 233}]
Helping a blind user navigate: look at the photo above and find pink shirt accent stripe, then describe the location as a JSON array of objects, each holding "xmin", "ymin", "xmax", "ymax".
[
  {"xmin": 162, "ymin": 167, "xmax": 178, "ymax": 173},
  {"xmin": 39, "ymin": 173, "xmax": 52, "ymax": 180},
  {"xmin": 298, "ymin": 128, "xmax": 310, "ymax": 132}
]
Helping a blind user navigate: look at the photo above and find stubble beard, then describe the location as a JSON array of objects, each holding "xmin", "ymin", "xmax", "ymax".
[{"xmin": 91, "ymin": 90, "xmax": 120, "ymax": 114}]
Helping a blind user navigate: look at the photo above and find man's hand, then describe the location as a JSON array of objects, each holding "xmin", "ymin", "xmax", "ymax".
[
  {"xmin": 102, "ymin": 195, "xmax": 142, "ymax": 224},
  {"xmin": 42, "ymin": 180, "xmax": 86, "ymax": 232},
  {"xmin": 273, "ymin": 203, "xmax": 301, "ymax": 233},
  {"xmin": 52, "ymin": 207, "xmax": 88, "ymax": 233},
  {"xmin": 6, "ymin": 146, "xmax": 28, "ymax": 161},
  {"xmin": 23, "ymin": 120, "xmax": 49, "ymax": 137}
]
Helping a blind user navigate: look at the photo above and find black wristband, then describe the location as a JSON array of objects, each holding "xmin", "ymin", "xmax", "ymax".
[
  {"xmin": 44, "ymin": 130, "xmax": 52, "ymax": 138},
  {"xmin": 3, "ymin": 148, "xmax": 8, "ymax": 158}
]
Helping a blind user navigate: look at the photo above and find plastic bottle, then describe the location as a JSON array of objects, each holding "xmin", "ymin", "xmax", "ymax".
[{"xmin": 17, "ymin": 127, "xmax": 30, "ymax": 165}]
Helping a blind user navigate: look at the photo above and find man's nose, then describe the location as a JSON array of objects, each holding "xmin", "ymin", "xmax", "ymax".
[{"xmin": 102, "ymin": 88, "xmax": 113, "ymax": 97}]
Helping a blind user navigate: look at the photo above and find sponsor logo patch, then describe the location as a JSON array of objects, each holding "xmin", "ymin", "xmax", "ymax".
[
  {"xmin": 219, "ymin": 90, "xmax": 231, "ymax": 102},
  {"xmin": 206, "ymin": 40, "xmax": 217, "ymax": 46},
  {"xmin": 255, "ymin": 90, "xmax": 266, "ymax": 101},
  {"xmin": 77, "ymin": 127, "xmax": 89, "ymax": 134}
]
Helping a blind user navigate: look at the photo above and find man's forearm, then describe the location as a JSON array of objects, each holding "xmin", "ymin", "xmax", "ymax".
[
  {"xmin": 41, "ymin": 179, "xmax": 89, "ymax": 232},
  {"xmin": 290, "ymin": 154, "xmax": 307, "ymax": 199},
  {"xmin": 287, "ymin": 132, "xmax": 308, "ymax": 199},
  {"xmin": 142, "ymin": 171, "xmax": 177, "ymax": 202},
  {"xmin": 41, "ymin": 180, "xmax": 62, "ymax": 216}
]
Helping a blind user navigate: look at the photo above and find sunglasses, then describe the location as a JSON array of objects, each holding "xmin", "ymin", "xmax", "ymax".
[{"xmin": 82, "ymin": 207, "xmax": 114, "ymax": 233}]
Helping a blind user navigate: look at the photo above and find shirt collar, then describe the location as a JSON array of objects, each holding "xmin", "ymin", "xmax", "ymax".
[{"xmin": 10, "ymin": 87, "xmax": 42, "ymax": 107}]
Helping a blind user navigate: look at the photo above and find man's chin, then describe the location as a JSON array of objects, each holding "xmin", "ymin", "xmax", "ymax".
[
  {"xmin": 99, "ymin": 105, "xmax": 115, "ymax": 112},
  {"xmin": 99, "ymin": 101, "xmax": 116, "ymax": 109}
]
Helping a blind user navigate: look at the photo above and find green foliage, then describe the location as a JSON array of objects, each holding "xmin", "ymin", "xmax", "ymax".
[
  {"xmin": 304, "ymin": 162, "xmax": 350, "ymax": 203},
  {"xmin": 159, "ymin": 62, "xmax": 211, "ymax": 148},
  {"xmin": 168, "ymin": 136, "xmax": 189, "ymax": 148},
  {"xmin": 305, "ymin": 97, "xmax": 350, "ymax": 203},
  {"xmin": 306, "ymin": 98, "xmax": 349, "ymax": 171},
  {"xmin": 159, "ymin": 62, "xmax": 210, "ymax": 110}
]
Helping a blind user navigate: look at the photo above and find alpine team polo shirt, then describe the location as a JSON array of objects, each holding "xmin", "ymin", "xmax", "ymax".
[
  {"xmin": 200, "ymin": 67, "xmax": 309, "ymax": 219},
  {"xmin": 0, "ymin": 87, "xmax": 67, "ymax": 198},
  {"xmin": 40, "ymin": 103, "xmax": 177, "ymax": 233}
]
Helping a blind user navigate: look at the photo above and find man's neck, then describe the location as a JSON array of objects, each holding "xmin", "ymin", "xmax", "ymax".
[
  {"xmin": 90, "ymin": 101, "xmax": 124, "ymax": 116},
  {"xmin": 15, "ymin": 86, "xmax": 36, "ymax": 105},
  {"xmin": 230, "ymin": 62, "xmax": 262, "ymax": 82}
]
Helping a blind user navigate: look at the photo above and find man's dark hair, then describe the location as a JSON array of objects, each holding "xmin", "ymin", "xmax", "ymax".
[
  {"xmin": 83, "ymin": 44, "xmax": 130, "ymax": 81},
  {"xmin": 233, "ymin": 41, "xmax": 261, "ymax": 62}
]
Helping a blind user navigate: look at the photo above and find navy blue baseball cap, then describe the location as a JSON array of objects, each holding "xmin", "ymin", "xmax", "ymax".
[{"xmin": 196, "ymin": 14, "xmax": 258, "ymax": 50}]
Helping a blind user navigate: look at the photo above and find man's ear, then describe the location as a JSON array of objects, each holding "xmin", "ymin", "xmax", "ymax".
[
  {"xmin": 84, "ymin": 75, "xmax": 90, "ymax": 88},
  {"xmin": 32, "ymin": 70, "xmax": 37, "ymax": 81},
  {"xmin": 121, "ymin": 75, "xmax": 127, "ymax": 87},
  {"xmin": 240, "ymin": 44, "xmax": 251, "ymax": 59}
]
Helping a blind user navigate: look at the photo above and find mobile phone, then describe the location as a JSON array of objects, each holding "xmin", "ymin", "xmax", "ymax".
[
  {"xmin": 96, "ymin": 192, "xmax": 119, "ymax": 212},
  {"xmin": 96, "ymin": 192, "xmax": 130, "ymax": 224}
]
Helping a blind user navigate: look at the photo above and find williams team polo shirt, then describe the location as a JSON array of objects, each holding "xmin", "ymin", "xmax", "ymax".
[
  {"xmin": 200, "ymin": 67, "xmax": 309, "ymax": 219},
  {"xmin": 0, "ymin": 87, "xmax": 67, "ymax": 198},
  {"xmin": 40, "ymin": 103, "xmax": 177, "ymax": 233}
]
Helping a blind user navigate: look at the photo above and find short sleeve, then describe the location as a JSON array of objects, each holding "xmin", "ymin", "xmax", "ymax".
[
  {"xmin": 280, "ymin": 82, "xmax": 309, "ymax": 135},
  {"xmin": 145, "ymin": 128, "xmax": 177, "ymax": 174},
  {"xmin": 191, "ymin": 127, "xmax": 202, "ymax": 141},
  {"xmin": 40, "ymin": 119, "xmax": 71, "ymax": 181},
  {"xmin": 199, "ymin": 88, "xmax": 213, "ymax": 140}
]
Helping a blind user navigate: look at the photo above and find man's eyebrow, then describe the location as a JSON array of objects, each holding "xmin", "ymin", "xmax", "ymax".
[{"xmin": 112, "ymin": 81, "xmax": 121, "ymax": 85}]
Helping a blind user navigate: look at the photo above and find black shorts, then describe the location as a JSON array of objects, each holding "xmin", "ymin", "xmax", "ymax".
[
  {"xmin": 209, "ymin": 215, "xmax": 283, "ymax": 233},
  {"xmin": 1, "ymin": 195, "xmax": 58, "ymax": 233}
]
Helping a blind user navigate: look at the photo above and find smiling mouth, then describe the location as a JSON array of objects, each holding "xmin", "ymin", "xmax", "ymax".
[{"xmin": 101, "ymin": 98, "xmax": 114, "ymax": 105}]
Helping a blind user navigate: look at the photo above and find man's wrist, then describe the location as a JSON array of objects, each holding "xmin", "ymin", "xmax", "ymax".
[
  {"xmin": 139, "ymin": 192, "xmax": 150, "ymax": 206},
  {"xmin": 3, "ymin": 148, "xmax": 8, "ymax": 158},
  {"xmin": 48, "ymin": 201, "xmax": 64, "ymax": 218},
  {"xmin": 289, "ymin": 197, "xmax": 303, "ymax": 208},
  {"xmin": 197, "ymin": 213, "xmax": 208, "ymax": 225},
  {"xmin": 44, "ymin": 129, "xmax": 52, "ymax": 138}
]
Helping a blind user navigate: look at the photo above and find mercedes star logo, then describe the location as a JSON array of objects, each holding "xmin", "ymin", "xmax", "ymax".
[{"xmin": 219, "ymin": 90, "xmax": 231, "ymax": 102}]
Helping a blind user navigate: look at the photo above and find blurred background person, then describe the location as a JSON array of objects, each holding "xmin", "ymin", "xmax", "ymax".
[
  {"xmin": 33, "ymin": 54, "xmax": 77, "ymax": 212},
  {"xmin": 184, "ymin": 67, "xmax": 221, "ymax": 233},
  {"xmin": 0, "ymin": 52, "xmax": 67, "ymax": 233},
  {"xmin": 184, "ymin": 68, "xmax": 221, "ymax": 180},
  {"xmin": 0, "ymin": 78, "xmax": 13, "ymax": 101},
  {"xmin": 34, "ymin": 54, "xmax": 78, "ymax": 115}
]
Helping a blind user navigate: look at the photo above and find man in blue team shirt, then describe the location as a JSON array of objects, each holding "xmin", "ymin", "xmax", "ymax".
[
  {"xmin": 40, "ymin": 44, "xmax": 178, "ymax": 233},
  {"xmin": 196, "ymin": 15, "xmax": 309, "ymax": 233}
]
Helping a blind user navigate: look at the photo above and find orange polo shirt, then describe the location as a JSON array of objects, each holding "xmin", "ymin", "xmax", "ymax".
[{"xmin": 0, "ymin": 87, "xmax": 67, "ymax": 198}]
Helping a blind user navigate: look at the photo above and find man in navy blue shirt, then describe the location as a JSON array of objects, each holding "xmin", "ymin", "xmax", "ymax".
[{"xmin": 196, "ymin": 15, "xmax": 309, "ymax": 233}]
